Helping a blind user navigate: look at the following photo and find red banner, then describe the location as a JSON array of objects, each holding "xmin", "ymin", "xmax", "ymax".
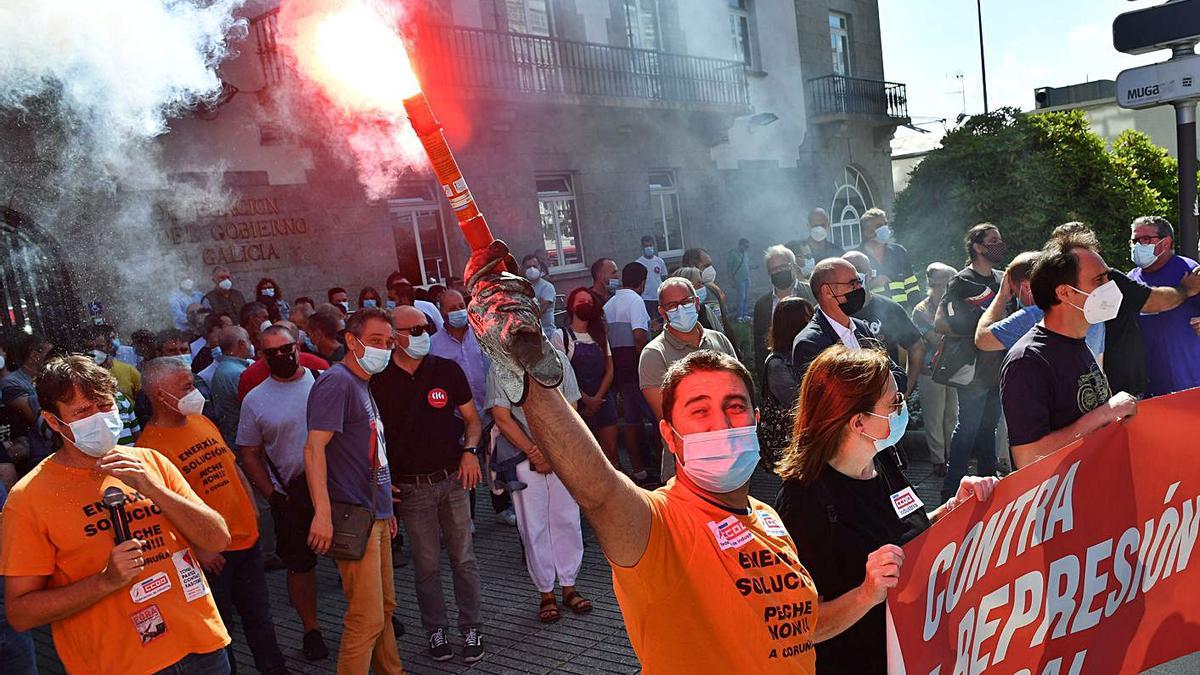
[{"xmin": 887, "ymin": 388, "xmax": 1200, "ymax": 675}]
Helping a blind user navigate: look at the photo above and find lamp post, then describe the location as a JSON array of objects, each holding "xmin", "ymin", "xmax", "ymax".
[{"xmin": 977, "ymin": 0, "xmax": 989, "ymax": 113}]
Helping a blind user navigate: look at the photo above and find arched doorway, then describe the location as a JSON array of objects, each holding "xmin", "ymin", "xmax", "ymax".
[
  {"xmin": 1, "ymin": 207, "xmax": 82, "ymax": 340},
  {"xmin": 829, "ymin": 166, "xmax": 875, "ymax": 251}
]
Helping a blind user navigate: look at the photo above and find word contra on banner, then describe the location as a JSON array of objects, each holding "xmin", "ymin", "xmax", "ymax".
[{"xmin": 887, "ymin": 389, "xmax": 1200, "ymax": 675}]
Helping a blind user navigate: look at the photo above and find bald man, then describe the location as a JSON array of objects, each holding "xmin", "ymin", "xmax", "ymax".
[{"xmin": 792, "ymin": 258, "xmax": 876, "ymax": 383}]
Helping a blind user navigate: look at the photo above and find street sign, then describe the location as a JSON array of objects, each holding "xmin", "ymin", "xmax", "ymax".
[
  {"xmin": 1113, "ymin": 0, "xmax": 1200, "ymax": 55},
  {"xmin": 1116, "ymin": 55, "xmax": 1200, "ymax": 109}
]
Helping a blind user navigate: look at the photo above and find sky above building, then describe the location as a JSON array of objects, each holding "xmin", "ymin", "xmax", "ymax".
[{"xmin": 881, "ymin": 0, "xmax": 1171, "ymax": 152}]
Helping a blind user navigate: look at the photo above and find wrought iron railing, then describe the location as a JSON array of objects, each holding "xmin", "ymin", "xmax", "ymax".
[
  {"xmin": 806, "ymin": 75, "xmax": 908, "ymax": 120},
  {"xmin": 247, "ymin": 11, "xmax": 750, "ymax": 108}
]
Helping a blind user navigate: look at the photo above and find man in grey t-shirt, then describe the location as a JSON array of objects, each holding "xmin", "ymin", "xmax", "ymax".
[{"xmin": 302, "ymin": 308, "xmax": 405, "ymax": 674}]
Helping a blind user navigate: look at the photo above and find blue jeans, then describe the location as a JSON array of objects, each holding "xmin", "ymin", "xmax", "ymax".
[
  {"xmin": 204, "ymin": 544, "xmax": 287, "ymax": 675},
  {"xmin": 153, "ymin": 649, "xmax": 230, "ymax": 675},
  {"xmin": 0, "ymin": 615, "xmax": 36, "ymax": 675},
  {"xmin": 736, "ymin": 277, "xmax": 751, "ymax": 319},
  {"xmin": 941, "ymin": 385, "xmax": 1001, "ymax": 503}
]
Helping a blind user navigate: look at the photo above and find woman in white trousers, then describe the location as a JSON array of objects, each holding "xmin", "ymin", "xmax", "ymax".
[{"xmin": 487, "ymin": 354, "xmax": 593, "ymax": 623}]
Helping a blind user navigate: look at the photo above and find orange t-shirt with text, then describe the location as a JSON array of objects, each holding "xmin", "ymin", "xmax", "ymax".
[
  {"xmin": 612, "ymin": 479, "xmax": 820, "ymax": 674},
  {"xmin": 137, "ymin": 415, "xmax": 259, "ymax": 551},
  {"xmin": 0, "ymin": 447, "xmax": 230, "ymax": 675}
]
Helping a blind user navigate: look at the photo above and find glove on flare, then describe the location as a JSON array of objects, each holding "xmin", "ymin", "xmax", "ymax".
[{"xmin": 465, "ymin": 240, "xmax": 564, "ymax": 404}]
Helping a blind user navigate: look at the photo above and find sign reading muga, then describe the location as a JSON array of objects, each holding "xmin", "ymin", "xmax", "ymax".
[{"xmin": 887, "ymin": 389, "xmax": 1200, "ymax": 675}]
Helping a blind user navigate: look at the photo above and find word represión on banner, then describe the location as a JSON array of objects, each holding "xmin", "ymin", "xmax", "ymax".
[{"xmin": 888, "ymin": 389, "xmax": 1200, "ymax": 675}]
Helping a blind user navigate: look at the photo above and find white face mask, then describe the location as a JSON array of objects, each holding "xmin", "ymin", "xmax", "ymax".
[
  {"xmin": 60, "ymin": 408, "xmax": 123, "ymax": 457},
  {"xmin": 1067, "ymin": 280, "xmax": 1123, "ymax": 325},
  {"xmin": 352, "ymin": 337, "xmax": 392, "ymax": 375},
  {"xmin": 701, "ymin": 266, "xmax": 717, "ymax": 284},
  {"xmin": 525, "ymin": 267, "xmax": 542, "ymax": 282},
  {"xmin": 0, "ymin": 354, "xmax": 6, "ymax": 371},
  {"xmin": 260, "ymin": 320, "xmax": 273, "ymax": 333},
  {"xmin": 261, "ymin": 287, "xmax": 275, "ymax": 298},
  {"xmin": 218, "ymin": 278, "xmax": 233, "ymax": 291},
  {"xmin": 90, "ymin": 350, "xmax": 108, "ymax": 365},
  {"xmin": 672, "ymin": 425, "xmax": 761, "ymax": 494},
  {"xmin": 180, "ymin": 278, "xmax": 195, "ymax": 292},
  {"xmin": 810, "ymin": 226, "xmax": 829, "ymax": 242},
  {"xmin": 169, "ymin": 388, "xmax": 206, "ymax": 416},
  {"xmin": 171, "ymin": 353, "xmax": 193, "ymax": 368},
  {"xmin": 402, "ymin": 332, "xmax": 431, "ymax": 359}
]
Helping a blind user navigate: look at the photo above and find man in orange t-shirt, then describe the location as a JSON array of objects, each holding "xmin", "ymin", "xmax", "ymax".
[
  {"xmin": 0, "ymin": 355, "xmax": 232, "ymax": 675},
  {"xmin": 464, "ymin": 246, "xmax": 906, "ymax": 673},
  {"xmin": 138, "ymin": 357, "xmax": 289, "ymax": 675}
]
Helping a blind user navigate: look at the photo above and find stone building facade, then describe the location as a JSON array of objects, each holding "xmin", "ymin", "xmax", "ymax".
[{"xmin": 1, "ymin": 0, "xmax": 908, "ymax": 335}]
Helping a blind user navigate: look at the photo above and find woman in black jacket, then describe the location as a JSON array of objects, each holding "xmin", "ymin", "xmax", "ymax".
[{"xmin": 774, "ymin": 345, "xmax": 998, "ymax": 674}]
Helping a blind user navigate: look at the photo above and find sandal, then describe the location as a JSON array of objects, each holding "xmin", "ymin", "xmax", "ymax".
[
  {"xmin": 538, "ymin": 595, "xmax": 561, "ymax": 623},
  {"xmin": 563, "ymin": 589, "xmax": 593, "ymax": 614}
]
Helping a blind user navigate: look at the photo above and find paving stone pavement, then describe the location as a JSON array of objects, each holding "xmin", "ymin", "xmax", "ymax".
[{"xmin": 30, "ymin": 458, "xmax": 1199, "ymax": 674}]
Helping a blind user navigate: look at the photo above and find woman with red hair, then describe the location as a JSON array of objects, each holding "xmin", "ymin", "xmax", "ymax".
[{"xmin": 774, "ymin": 345, "xmax": 998, "ymax": 674}]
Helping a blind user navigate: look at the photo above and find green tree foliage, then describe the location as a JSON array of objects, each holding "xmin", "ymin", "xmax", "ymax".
[{"xmin": 894, "ymin": 108, "xmax": 1172, "ymax": 277}]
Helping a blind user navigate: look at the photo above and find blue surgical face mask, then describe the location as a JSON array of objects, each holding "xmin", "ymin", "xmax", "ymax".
[
  {"xmin": 672, "ymin": 424, "xmax": 761, "ymax": 494},
  {"xmin": 363, "ymin": 299, "xmax": 378, "ymax": 309},
  {"xmin": 607, "ymin": 278, "xmax": 620, "ymax": 292},
  {"xmin": 875, "ymin": 225, "xmax": 894, "ymax": 244},
  {"xmin": 386, "ymin": 300, "xmax": 397, "ymax": 310},
  {"xmin": 666, "ymin": 301, "xmax": 699, "ymax": 332},
  {"xmin": 447, "ymin": 309, "xmax": 469, "ymax": 329},
  {"xmin": 862, "ymin": 401, "xmax": 909, "ymax": 453},
  {"xmin": 1131, "ymin": 242, "xmax": 1162, "ymax": 269},
  {"xmin": 696, "ymin": 286, "xmax": 708, "ymax": 304},
  {"xmin": 402, "ymin": 332, "xmax": 431, "ymax": 359},
  {"xmin": 643, "ymin": 246, "xmax": 656, "ymax": 258}
]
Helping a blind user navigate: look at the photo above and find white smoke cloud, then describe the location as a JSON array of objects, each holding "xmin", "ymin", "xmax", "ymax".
[{"xmin": 0, "ymin": 0, "xmax": 248, "ymax": 332}]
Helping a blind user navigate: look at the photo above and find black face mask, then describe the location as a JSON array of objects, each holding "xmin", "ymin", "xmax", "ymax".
[
  {"xmin": 770, "ymin": 269, "xmax": 795, "ymax": 290},
  {"xmin": 836, "ymin": 287, "xmax": 866, "ymax": 316},
  {"xmin": 981, "ymin": 242, "xmax": 1007, "ymax": 264},
  {"xmin": 266, "ymin": 351, "xmax": 300, "ymax": 379}
]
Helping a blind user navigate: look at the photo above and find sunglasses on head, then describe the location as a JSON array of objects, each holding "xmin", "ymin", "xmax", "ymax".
[{"xmin": 262, "ymin": 343, "xmax": 296, "ymax": 358}]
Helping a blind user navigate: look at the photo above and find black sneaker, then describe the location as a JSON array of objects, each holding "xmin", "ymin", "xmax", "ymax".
[
  {"xmin": 428, "ymin": 628, "xmax": 452, "ymax": 662},
  {"xmin": 462, "ymin": 627, "xmax": 484, "ymax": 664},
  {"xmin": 302, "ymin": 629, "xmax": 329, "ymax": 661},
  {"xmin": 391, "ymin": 614, "xmax": 405, "ymax": 638}
]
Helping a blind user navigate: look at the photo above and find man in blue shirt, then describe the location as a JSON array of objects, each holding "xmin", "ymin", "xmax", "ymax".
[
  {"xmin": 211, "ymin": 325, "xmax": 253, "ymax": 448},
  {"xmin": 1127, "ymin": 216, "xmax": 1200, "ymax": 396}
]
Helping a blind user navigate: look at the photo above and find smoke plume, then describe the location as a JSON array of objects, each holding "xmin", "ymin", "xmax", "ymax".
[{"xmin": 0, "ymin": 0, "xmax": 247, "ymax": 333}]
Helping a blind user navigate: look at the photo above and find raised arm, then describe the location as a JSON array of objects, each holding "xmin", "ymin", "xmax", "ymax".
[
  {"xmin": 974, "ymin": 274, "xmax": 1014, "ymax": 350},
  {"xmin": 520, "ymin": 382, "xmax": 652, "ymax": 567}
]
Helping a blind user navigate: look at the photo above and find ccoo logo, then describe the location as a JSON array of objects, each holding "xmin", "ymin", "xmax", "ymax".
[{"xmin": 427, "ymin": 388, "xmax": 449, "ymax": 409}]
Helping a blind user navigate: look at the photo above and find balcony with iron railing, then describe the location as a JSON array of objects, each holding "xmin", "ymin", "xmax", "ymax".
[
  {"xmin": 806, "ymin": 74, "xmax": 909, "ymax": 126},
  {"xmin": 248, "ymin": 11, "xmax": 751, "ymax": 111}
]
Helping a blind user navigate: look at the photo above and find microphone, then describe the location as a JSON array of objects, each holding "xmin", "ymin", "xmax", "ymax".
[{"xmin": 103, "ymin": 487, "xmax": 131, "ymax": 544}]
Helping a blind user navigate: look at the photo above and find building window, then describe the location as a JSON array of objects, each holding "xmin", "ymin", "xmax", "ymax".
[
  {"xmin": 506, "ymin": 0, "xmax": 552, "ymax": 36},
  {"xmin": 625, "ymin": 0, "xmax": 661, "ymax": 50},
  {"xmin": 829, "ymin": 167, "xmax": 874, "ymax": 251},
  {"xmin": 830, "ymin": 12, "xmax": 852, "ymax": 77},
  {"xmin": 728, "ymin": 0, "xmax": 753, "ymax": 66},
  {"xmin": 389, "ymin": 184, "xmax": 453, "ymax": 286},
  {"xmin": 649, "ymin": 171, "xmax": 683, "ymax": 254},
  {"xmin": 537, "ymin": 174, "xmax": 583, "ymax": 270}
]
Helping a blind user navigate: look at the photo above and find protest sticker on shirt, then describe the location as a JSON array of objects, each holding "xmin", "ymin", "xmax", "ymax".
[
  {"xmin": 887, "ymin": 389, "xmax": 1200, "ymax": 675},
  {"xmin": 170, "ymin": 549, "xmax": 210, "ymax": 602},
  {"xmin": 427, "ymin": 388, "xmax": 449, "ymax": 409},
  {"xmin": 889, "ymin": 486, "xmax": 924, "ymax": 520},
  {"xmin": 756, "ymin": 509, "xmax": 790, "ymax": 538},
  {"xmin": 130, "ymin": 604, "xmax": 167, "ymax": 645},
  {"xmin": 708, "ymin": 515, "xmax": 754, "ymax": 551},
  {"xmin": 129, "ymin": 572, "xmax": 172, "ymax": 604}
]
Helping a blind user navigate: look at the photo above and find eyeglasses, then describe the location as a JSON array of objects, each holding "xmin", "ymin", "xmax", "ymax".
[
  {"xmin": 827, "ymin": 278, "xmax": 864, "ymax": 291},
  {"xmin": 660, "ymin": 295, "xmax": 696, "ymax": 312},
  {"xmin": 883, "ymin": 392, "xmax": 906, "ymax": 413},
  {"xmin": 394, "ymin": 325, "xmax": 432, "ymax": 337},
  {"xmin": 1131, "ymin": 235, "xmax": 1164, "ymax": 245},
  {"xmin": 261, "ymin": 343, "xmax": 296, "ymax": 358}
]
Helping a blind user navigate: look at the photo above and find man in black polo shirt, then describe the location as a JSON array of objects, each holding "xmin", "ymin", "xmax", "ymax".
[{"xmin": 370, "ymin": 306, "xmax": 485, "ymax": 664}]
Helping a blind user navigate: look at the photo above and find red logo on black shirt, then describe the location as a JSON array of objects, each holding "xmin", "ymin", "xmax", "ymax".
[{"xmin": 427, "ymin": 388, "xmax": 449, "ymax": 409}]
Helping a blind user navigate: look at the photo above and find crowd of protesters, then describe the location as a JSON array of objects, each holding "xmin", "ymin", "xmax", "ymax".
[{"xmin": 1, "ymin": 208, "xmax": 1199, "ymax": 674}]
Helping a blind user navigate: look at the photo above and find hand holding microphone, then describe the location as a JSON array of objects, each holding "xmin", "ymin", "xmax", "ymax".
[{"xmin": 100, "ymin": 486, "xmax": 142, "ymax": 590}]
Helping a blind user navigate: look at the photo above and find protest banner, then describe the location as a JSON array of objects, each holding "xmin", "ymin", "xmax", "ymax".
[{"xmin": 887, "ymin": 388, "xmax": 1200, "ymax": 675}]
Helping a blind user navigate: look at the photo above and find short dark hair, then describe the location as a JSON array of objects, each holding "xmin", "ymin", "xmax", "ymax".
[
  {"xmin": 390, "ymin": 281, "xmax": 415, "ymax": 306},
  {"xmin": 660, "ymin": 350, "xmax": 755, "ymax": 424},
  {"xmin": 1132, "ymin": 215, "xmax": 1174, "ymax": 240},
  {"xmin": 9, "ymin": 333, "xmax": 49, "ymax": 369},
  {"xmin": 964, "ymin": 223, "xmax": 998, "ymax": 262},
  {"xmin": 88, "ymin": 324, "xmax": 116, "ymax": 341},
  {"xmin": 306, "ymin": 306, "xmax": 342, "ymax": 339},
  {"xmin": 1050, "ymin": 222, "xmax": 1101, "ymax": 251},
  {"xmin": 641, "ymin": 235, "xmax": 655, "ymax": 244},
  {"xmin": 1031, "ymin": 235, "xmax": 1092, "ymax": 311},
  {"xmin": 738, "ymin": 238, "xmax": 750, "ymax": 246},
  {"xmin": 590, "ymin": 257, "xmax": 614, "ymax": 281},
  {"xmin": 621, "ymin": 261, "xmax": 647, "ymax": 288},
  {"xmin": 294, "ymin": 296, "xmax": 316, "ymax": 308},
  {"xmin": 327, "ymin": 287, "xmax": 347, "ymax": 302},
  {"xmin": 261, "ymin": 324, "xmax": 297, "ymax": 341},
  {"xmin": 521, "ymin": 254, "xmax": 547, "ymax": 273},
  {"xmin": 202, "ymin": 313, "xmax": 225, "ymax": 336},
  {"xmin": 239, "ymin": 302, "xmax": 267, "ymax": 327},
  {"xmin": 345, "ymin": 307, "xmax": 390, "ymax": 338},
  {"xmin": 36, "ymin": 354, "xmax": 117, "ymax": 417},
  {"xmin": 681, "ymin": 248, "xmax": 709, "ymax": 268},
  {"xmin": 155, "ymin": 329, "xmax": 191, "ymax": 351}
]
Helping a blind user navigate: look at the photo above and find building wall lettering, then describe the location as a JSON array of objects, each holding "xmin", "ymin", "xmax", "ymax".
[{"xmin": 157, "ymin": 196, "xmax": 308, "ymax": 269}]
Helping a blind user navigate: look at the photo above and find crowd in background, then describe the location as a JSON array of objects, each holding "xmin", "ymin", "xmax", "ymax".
[{"xmin": 1, "ymin": 205, "xmax": 1199, "ymax": 674}]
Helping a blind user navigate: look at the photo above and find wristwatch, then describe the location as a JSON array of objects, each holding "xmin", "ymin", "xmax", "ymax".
[{"xmin": 463, "ymin": 446, "xmax": 479, "ymax": 457}]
